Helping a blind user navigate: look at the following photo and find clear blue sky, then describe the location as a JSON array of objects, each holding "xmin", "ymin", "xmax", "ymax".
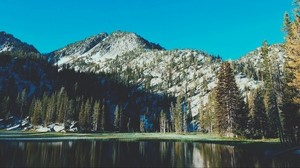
[{"xmin": 0, "ymin": 0, "xmax": 293, "ymax": 59}]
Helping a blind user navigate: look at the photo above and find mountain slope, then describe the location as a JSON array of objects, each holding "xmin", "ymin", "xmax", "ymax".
[
  {"xmin": 48, "ymin": 31, "xmax": 286, "ymax": 119},
  {"xmin": 0, "ymin": 31, "xmax": 39, "ymax": 54},
  {"xmin": 48, "ymin": 31, "xmax": 164, "ymax": 66}
]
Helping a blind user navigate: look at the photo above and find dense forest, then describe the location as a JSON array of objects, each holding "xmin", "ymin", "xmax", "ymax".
[{"xmin": 0, "ymin": 52, "xmax": 179, "ymax": 132}]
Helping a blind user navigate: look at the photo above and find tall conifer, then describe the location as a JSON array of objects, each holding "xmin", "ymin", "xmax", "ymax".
[{"xmin": 215, "ymin": 62, "xmax": 247, "ymax": 137}]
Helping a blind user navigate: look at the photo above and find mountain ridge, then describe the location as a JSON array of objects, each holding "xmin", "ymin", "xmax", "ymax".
[
  {"xmin": 0, "ymin": 30, "xmax": 286, "ymax": 120},
  {"xmin": 0, "ymin": 31, "xmax": 40, "ymax": 54}
]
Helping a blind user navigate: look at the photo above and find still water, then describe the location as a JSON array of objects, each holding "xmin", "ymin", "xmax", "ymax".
[{"xmin": 0, "ymin": 140, "xmax": 299, "ymax": 167}]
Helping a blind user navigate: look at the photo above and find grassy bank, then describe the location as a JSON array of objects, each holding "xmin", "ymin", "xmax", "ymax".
[{"xmin": 0, "ymin": 131, "xmax": 280, "ymax": 144}]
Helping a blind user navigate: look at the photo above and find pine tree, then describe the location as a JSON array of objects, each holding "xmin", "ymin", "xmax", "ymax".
[
  {"xmin": 282, "ymin": 0, "xmax": 300, "ymax": 142},
  {"xmin": 0, "ymin": 96, "xmax": 10, "ymax": 120},
  {"xmin": 114, "ymin": 105, "xmax": 120, "ymax": 131},
  {"xmin": 284, "ymin": 1, "xmax": 300, "ymax": 104},
  {"xmin": 140, "ymin": 120, "xmax": 145, "ymax": 133},
  {"xmin": 260, "ymin": 40, "xmax": 271, "ymax": 81},
  {"xmin": 215, "ymin": 62, "xmax": 247, "ymax": 137},
  {"xmin": 92, "ymin": 100, "xmax": 100, "ymax": 132},
  {"xmin": 260, "ymin": 40, "xmax": 282, "ymax": 138},
  {"xmin": 17, "ymin": 89, "xmax": 27, "ymax": 126},
  {"xmin": 100, "ymin": 101, "xmax": 105, "ymax": 132},
  {"xmin": 79, "ymin": 101, "xmax": 86, "ymax": 131},
  {"xmin": 198, "ymin": 98, "xmax": 205, "ymax": 132},
  {"xmin": 160, "ymin": 110, "xmax": 167, "ymax": 133},
  {"xmin": 57, "ymin": 87, "xmax": 68, "ymax": 123},
  {"xmin": 208, "ymin": 90, "xmax": 218, "ymax": 134},
  {"xmin": 186, "ymin": 100, "xmax": 193, "ymax": 132},
  {"xmin": 64, "ymin": 99, "xmax": 75, "ymax": 128},
  {"xmin": 84, "ymin": 99, "xmax": 92, "ymax": 131},
  {"xmin": 248, "ymin": 89, "xmax": 268, "ymax": 139},
  {"xmin": 169, "ymin": 103, "xmax": 175, "ymax": 132},
  {"xmin": 182, "ymin": 111, "xmax": 188, "ymax": 133},
  {"xmin": 174, "ymin": 94, "xmax": 183, "ymax": 133},
  {"xmin": 200, "ymin": 91, "xmax": 217, "ymax": 134},
  {"xmin": 45, "ymin": 94, "xmax": 55, "ymax": 126},
  {"xmin": 40, "ymin": 93, "xmax": 49, "ymax": 125},
  {"xmin": 31, "ymin": 99, "xmax": 42, "ymax": 126},
  {"xmin": 119, "ymin": 106, "xmax": 124, "ymax": 132}
]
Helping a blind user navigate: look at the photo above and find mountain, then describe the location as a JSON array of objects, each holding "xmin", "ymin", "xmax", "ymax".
[
  {"xmin": 47, "ymin": 31, "xmax": 164, "ymax": 66},
  {"xmin": 0, "ymin": 31, "xmax": 288, "ymax": 132},
  {"xmin": 0, "ymin": 31, "xmax": 39, "ymax": 54},
  {"xmin": 48, "ymin": 31, "xmax": 286, "ymax": 119}
]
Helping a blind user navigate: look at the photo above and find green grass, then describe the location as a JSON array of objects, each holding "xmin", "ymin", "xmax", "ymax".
[{"xmin": 0, "ymin": 130, "xmax": 281, "ymax": 145}]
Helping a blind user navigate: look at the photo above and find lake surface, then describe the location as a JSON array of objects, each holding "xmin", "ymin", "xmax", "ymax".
[{"xmin": 0, "ymin": 140, "xmax": 299, "ymax": 167}]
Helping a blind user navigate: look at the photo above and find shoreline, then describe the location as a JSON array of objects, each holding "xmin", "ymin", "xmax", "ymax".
[{"xmin": 0, "ymin": 131, "xmax": 281, "ymax": 144}]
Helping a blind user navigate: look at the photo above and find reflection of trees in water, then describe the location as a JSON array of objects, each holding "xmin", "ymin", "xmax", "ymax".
[
  {"xmin": 192, "ymin": 143, "xmax": 275, "ymax": 167},
  {"xmin": 3, "ymin": 141, "xmax": 244, "ymax": 167},
  {"xmin": 195, "ymin": 143, "xmax": 238, "ymax": 167},
  {"xmin": 24, "ymin": 141, "xmax": 107, "ymax": 167},
  {"xmin": 112, "ymin": 141, "xmax": 120, "ymax": 167},
  {"xmin": 26, "ymin": 142, "xmax": 64, "ymax": 167},
  {"xmin": 160, "ymin": 141, "xmax": 167, "ymax": 161},
  {"xmin": 1, "ymin": 140, "xmax": 299, "ymax": 167},
  {"xmin": 173, "ymin": 142, "xmax": 194, "ymax": 167}
]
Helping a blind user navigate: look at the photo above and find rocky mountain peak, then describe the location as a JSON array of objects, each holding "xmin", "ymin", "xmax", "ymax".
[
  {"xmin": 109, "ymin": 31, "xmax": 164, "ymax": 50},
  {"xmin": 50, "ymin": 31, "xmax": 164, "ymax": 66},
  {"xmin": 0, "ymin": 31, "xmax": 39, "ymax": 54}
]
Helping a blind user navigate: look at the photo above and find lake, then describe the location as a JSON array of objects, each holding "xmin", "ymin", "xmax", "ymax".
[{"xmin": 0, "ymin": 140, "xmax": 299, "ymax": 167}]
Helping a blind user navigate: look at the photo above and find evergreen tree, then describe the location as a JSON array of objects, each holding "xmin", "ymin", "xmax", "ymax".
[
  {"xmin": 160, "ymin": 110, "xmax": 167, "ymax": 133},
  {"xmin": 64, "ymin": 99, "xmax": 75, "ymax": 128},
  {"xmin": 40, "ymin": 93, "xmax": 49, "ymax": 125},
  {"xmin": 260, "ymin": 40, "xmax": 271, "ymax": 81},
  {"xmin": 140, "ymin": 119, "xmax": 145, "ymax": 133},
  {"xmin": 79, "ymin": 101, "xmax": 86, "ymax": 131},
  {"xmin": 114, "ymin": 105, "xmax": 120, "ymax": 131},
  {"xmin": 284, "ymin": 1, "xmax": 300, "ymax": 104},
  {"xmin": 119, "ymin": 106, "xmax": 124, "ymax": 132},
  {"xmin": 31, "ymin": 100, "xmax": 42, "ymax": 126},
  {"xmin": 207, "ymin": 91, "xmax": 217, "ymax": 134},
  {"xmin": 260, "ymin": 40, "xmax": 282, "ymax": 138},
  {"xmin": 199, "ymin": 91, "xmax": 217, "ymax": 134},
  {"xmin": 92, "ymin": 100, "xmax": 100, "ymax": 131},
  {"xmin": 45, "ymin": 94, "xmax": 56, "ymax": 126},
  {"xmin": 100, "ymin": 101, "xmax": 105, "ymax": 132},
  {"xmin": 264, "ymin": 89, "xmax": 282, "ymax": 138},
  {"xmin": 186, "ymin": 100, "xmax": 193, "ymax": 132},
  {"xmin": 84, "ymin": 99, "xmax": 92, "ymax": 131},
  {"xmin": 169, "ymin": 103, "xmax": 175, "ymax": 132},
  {"xmin": 174, "ymin": 94, "xmax": 183, "ymax": 133},
  {"xmin": 198, "ymin": 98, "xmax": 205, "ymax": 132},
  {"xmin": 56, "ymin": 87, "xmax": 68, "ymax": 123},
  {"xmin": 0, "ymin": 96, "xmax": 10, "ymax": 120},
  {"xmin": 282, "ymin": 0, "xmax": 300, "ymax": 142},
  {"xmin": 17, "ymin": 89, "xmax": 27, "ymax": 125},
  {"xmin": 215, "ymin": 62, "xmax": 247, "ymax": 137},
  {"xmin": 248, "ymin": 89, "xmax": 268, "ymax": 139}
]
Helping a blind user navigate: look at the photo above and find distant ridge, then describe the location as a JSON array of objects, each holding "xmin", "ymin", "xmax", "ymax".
[{"xmin": 0, "ymin": 31, "xmax": 39, "ymax": 54}]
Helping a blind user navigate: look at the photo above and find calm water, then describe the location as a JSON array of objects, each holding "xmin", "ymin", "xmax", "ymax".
[{"xmin": 0, "ymin": 140, "xmax": 299, "ymax": 167}]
